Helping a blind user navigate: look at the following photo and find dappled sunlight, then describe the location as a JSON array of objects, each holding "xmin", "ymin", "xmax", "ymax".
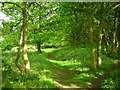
[
  {"xmin": 2, "ymin": 50, "xmax": 57, "ymax": 88},
  {"xmin": 38, "ymin": 75, "xmax": 56, "ymax": 88},
  {"xmin": 1, "ymin": 1, "xmax": 120, "ymax": 89},
  {"xmin": 2, "ymin": 46, "xmax": 120, "ymax": 88},
  {"xmin": 46, "ymin": 46, "xmax": 120, "ymax": 88},
  {"xmin": 49, "ymin": 59, "xmax": 81, "ymax": 67},
  {"xmin": 54, "ymin": 80, "xmax": 80, "ymax": 88},
  {"xmin": 42, "ymin": 48, "xmax": 59, "ymax": 53},
  {"xmin": 73, "ymin": 67, "xmax": 89, "ymax": 71}
]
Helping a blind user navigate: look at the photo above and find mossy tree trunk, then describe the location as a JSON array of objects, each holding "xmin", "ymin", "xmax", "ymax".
[
  {"xmin": 112, "ymin": 2, "xmax": 119, "ymax": 54},
  {"xmin": 103, "ymin": 31, "xmax": 110, "ymax": 52},
  {"xmin": 37, "ymin": 40, "xmax": 42, "ymax": 53},
  {"xmin": 97, "ymin": 3, "xmax": 104, "ymax": 67},
  {"xmin": 87, "ymin": 3, "xmax": 96, "ymax": 70},
  {"xmin": 117, "ymin": 2, "xmax": 120, "ymax": 59}
]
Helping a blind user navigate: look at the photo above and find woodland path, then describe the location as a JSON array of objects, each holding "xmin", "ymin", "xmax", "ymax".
[
  {"xmin": 47, "ymin": 52, "xmax": 120, "ymax": 89},
  {"xmin": 47, "ymin": 53, "xmax": 80, "ymax": 88},
  {"xmin": 89, "ymin": 60, "xmax": 120, "ymax": 88}
]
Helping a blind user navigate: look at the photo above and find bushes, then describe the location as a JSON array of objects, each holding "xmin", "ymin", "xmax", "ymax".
[
  {"xmin": 52, "ymin": 46, "xmax": 90, "ymax": 61},
  {"xmin": 101, "ymin": 68, "xmax": 120, "ymax": 88}
]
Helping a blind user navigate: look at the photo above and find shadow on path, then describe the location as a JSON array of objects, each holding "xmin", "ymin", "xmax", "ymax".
[
  {"xmin": 47, "ymin": 52, "xmax": 120, "ymax": 89},
  {"xmin": 47, "ymin": 53, "xmax": 81, "ymax": 88},
  {"xmin": 89, "ymin": 60, "xmax": 120, "ymax": 88}
]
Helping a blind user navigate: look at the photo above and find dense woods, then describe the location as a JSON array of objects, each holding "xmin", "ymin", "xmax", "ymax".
[{"xmin": 0, "ymin": 2, "xmax": 120, "ymax": 89}]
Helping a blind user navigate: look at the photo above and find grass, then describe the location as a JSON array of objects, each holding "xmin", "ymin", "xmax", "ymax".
[
  {"xmin": 2, "ymin": 46, "xmax": 119, "ymax": 88},
  {"xmin": 49, "ymin": 46, "xmax": 118, "ymax": 87},
  {"xmin": 2, "ymin": 50, "xmax": 56, "ymax": 88},
  {"xmin": 101, "ymin": 67, "xmax": 120, "ymax": 88}
]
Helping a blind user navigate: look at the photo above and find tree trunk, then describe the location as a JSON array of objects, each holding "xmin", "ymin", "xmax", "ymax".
[
  {"xmin": 15, "ymin": 30, "xmax": 24, "ymax": 73},
  {"xmin": 37, "ymin": 40, "xmax": 42, "ymax": 53},
  {"xmin": 35, "ymin": 10, "xmax": 43, "ymax": 53},
  {"xmin": 103, "ymin": 31, "xmax": 110, "ymax": 52},
  {"xmin": 87, "ymin": 3, "xmax": 96, "ymax": 70},
  {"xmin": 117, "ymin": 2, "xmax": 120, "ymax": 59},
  {"xmin": 97, "ymin": 3, "xmax": 104, "ymax": 67},
  {"xmin": 22, "ymin": 3, "xmax": 30, "ymax": 73},
  {"xmin": 112, "ymin": 3, "xmax": 119, "ymax": 54}
]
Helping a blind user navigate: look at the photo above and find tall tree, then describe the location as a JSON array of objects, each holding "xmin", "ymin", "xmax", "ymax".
[
  {"xmin": 22, "ymin": 2, "xmax": 30, "ymax": 73},
  {"xmin": 1, "ymin": 2, "xmax": 31, "ymax": 73},
  {"xmin": 97, "ymin": 3, "xmax": 104, "ymax": 67},
  {"xmin": 116, "ymin": 2, "xmax": 120, "ymax": 59},
  {"xmin": 15, "ymin": 2, "xmax": 31, "ymax": 73},
  {"xmin": 112, "ymin": 2, "xmax": 119, "ymax": 54},
  {"xmin": 87, "ymin": 3, "xmax": 96, "ymax": 70}
]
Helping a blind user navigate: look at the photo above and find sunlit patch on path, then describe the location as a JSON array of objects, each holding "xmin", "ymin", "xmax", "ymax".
[
  {"xmin": 89, "ymin": 61, "xmax": 120, "ymax": 88},
  {"xmin": 46, "ymin": 49, "xmax": 120, "ymax": 89},
  {"xmin": 47, "ymin": 52, "xmax": 81, "ymax": 88}
]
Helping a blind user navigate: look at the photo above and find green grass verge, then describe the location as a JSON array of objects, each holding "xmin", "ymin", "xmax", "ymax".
[
  {"xmin": 50, "ymin": 46, "xmax": 118, "ymax": 87},
  {"xmin": 2, "ymin": 50, "xmax": 57, "ymax": 88},
  {"xmin": 2, "ymin": 46, "xmax": 119, "ymax": 88},
  {"xmin": 101, "ymin": 67, "xmax": 120, "ymax": 89}
]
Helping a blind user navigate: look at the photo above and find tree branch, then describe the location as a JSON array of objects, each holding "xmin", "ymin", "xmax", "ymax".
[
  {"xmin": 9, "ymin": 19, "xmax": 23, "ymax": 34},
  {"xmin": 3, "ymin": 2, "xmax": 22, "ymax": 9}
]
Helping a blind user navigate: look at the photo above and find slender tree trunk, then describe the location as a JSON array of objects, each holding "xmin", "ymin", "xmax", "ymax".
[
  {"xmin": 37, "ymin": 40, "xmax": 42, "ymax": 53},
  {"xmin": 103, "ymin": 31, "xmax": 110, "ymax": 52},
  {"xmin": 15, "ymin": 30, "xmax": 24, "ymax": 73},
  {"xmin": 87, "ymin": 3, "xmax": 96, "ymax": 70},
  {"xmin": 97, "ymin": 3, "xmax": 104, "ymax": 67},
  {"xmin": 117, "ymin": 2, "xmax": 120, "ymax": 59},
  {"xmin": 36, "ymin": 10, "xmax": 42, "ymax": 53},
  {"xmin": 102, "ymin": 35, "xmax": 106, "ymax": 52},
  {"xmin": 22, "ymin": 3, "xmax": 30, "ymax": 73},
  {"xmin": 112, "ymin": 3, "xmax": 119, "ymax": 54}
]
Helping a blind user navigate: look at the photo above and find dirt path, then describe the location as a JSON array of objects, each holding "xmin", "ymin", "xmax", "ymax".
[
  {"xmin": 89, "ymin": 60, "xmax": 120, "ymax": 88},
  {"xmin": 47, "ymin": 53, "xmax": 80, "ymax": 88},
  {"xmin": 47, "ymin": 53, "xmax": 120, "ymax": 88}
]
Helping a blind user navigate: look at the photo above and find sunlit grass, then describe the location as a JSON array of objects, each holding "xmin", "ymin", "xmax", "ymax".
[
  {"xmin": 49, "ymin": 46, "xmax": 119, "ymax": 88},
  {"xmin": 2, "ymin": 50, "xmax": 57, "ymax": 88},
  {"xmin": 42, "ymin": 48, "xmax": 59, "ymax": 53},
  {"xmin": 2, "ymin": 46, "xmax": 119, "ymax": 88}
]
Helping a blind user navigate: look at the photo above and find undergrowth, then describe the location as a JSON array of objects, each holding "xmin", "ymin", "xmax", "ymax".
[
  {"xmin": 2, "ymin": 46, "xmax": 119, "ymax": 88},
  {"xmin": 101, "ymin": 67, "xmax": 120, "ymax": 89},
  {"xmin": 2, "ymin": 50, "xmax": 56, "ymax": 88},
  {"xmin": 50, "ymin": 46, "xmax": 118, "ymax": 88}
]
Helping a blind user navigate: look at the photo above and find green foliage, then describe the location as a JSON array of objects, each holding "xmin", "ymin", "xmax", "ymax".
[
  {"xmin": 1, "ymin": 31, "xmax": 19, "ymax": 50},
  {"xmin": 2, "ymin": 46, "xmax": 119, "ymax": 88},
  {"xmin": 2, "ymin": 50, "xmax": 56, "ymax": 88},
  {"xmin": 52, "ymin": 46, "xmax": 90, "ymax": 62},
  {"xmin": 101, "ymin": 68, "xmax": 120, "ymax": 88},
  {"xmin": 1, "ymin": 2, "xmax": 119, "ymax": 89},
  {"xmin": 47, "ymin": 46, "xmax": 118, "ymax": 88}
]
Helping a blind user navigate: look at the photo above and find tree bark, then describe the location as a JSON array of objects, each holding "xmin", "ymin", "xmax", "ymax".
[
  {"xmin": 112, "ymin": 2, "xmax": 119, "ymax": 54},
  {"xmin": 117, "ymin": 2, "xmax": 120, "ymax": 59},
  {"xmin": 37, "ymin": 40, "xmax": 42, "ymax": 53},
  {"xmin": 36, "ymin": 9, "xmax": 42, "ymax": 53},
  {"xmin": 97, "ymin": 3, "xmax": 104, "ymax": 67},
  {"xmin": 22, "ymin": 2, "xmax": 30, "ymax": 73},
  {"xmin": 15, "ymin": 30, "xmax": 25, "ymax": 73},
  {"xmin": 103, "ymin": 31, "xmax": 110, "ymax": 52},
  {"xmin": 87, "ymin": 3, "xmax": 96, "ymax": 70}
]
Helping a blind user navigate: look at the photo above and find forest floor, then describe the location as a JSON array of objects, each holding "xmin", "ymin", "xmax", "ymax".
[
  {"xmin": 89, "ymin": 60, "xmax": 120, "ymax": 88},
  {"xmin": 47, "ymin": 52, "xmax": 120, "ymax": 89},
  {"xmin": 47, "ymin": 53, "xmax": 81, "ymax": 88},
  {"xmin": 2, "ymin": 47, "xmax": 120, "ymax": 88}
]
